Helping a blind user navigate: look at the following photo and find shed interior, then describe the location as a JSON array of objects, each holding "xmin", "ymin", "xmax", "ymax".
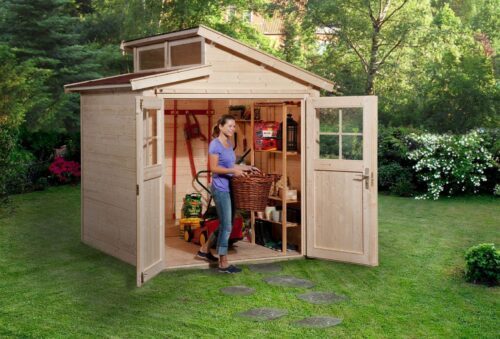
[{"xmin": 160, "ymin": 98, "xmax": 304, "ymax": 268}]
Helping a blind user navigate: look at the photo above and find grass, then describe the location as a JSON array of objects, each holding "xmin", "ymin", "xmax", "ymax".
[{"xmin": 0, "ymin": 186, "xmax": 498, "ymax": 338}]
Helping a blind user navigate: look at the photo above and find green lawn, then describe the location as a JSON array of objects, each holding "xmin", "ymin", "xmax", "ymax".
[{"xmin": 0, "ymin": 186, "xmax": 498, "ymax": 338}]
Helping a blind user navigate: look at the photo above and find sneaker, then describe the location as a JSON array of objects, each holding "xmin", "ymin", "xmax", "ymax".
[
  {"xmin": 196, "ymin": 251, "xmax": 219, "ymax": 262},
  {"xmin": 218, "ymin": 265, "xmax": 242, "ymax": 274}
]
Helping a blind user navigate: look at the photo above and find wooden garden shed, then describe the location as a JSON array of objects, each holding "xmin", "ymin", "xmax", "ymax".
[{"xmin": 65, "ymin": 25, "xmax": 378, "ymax": 286}]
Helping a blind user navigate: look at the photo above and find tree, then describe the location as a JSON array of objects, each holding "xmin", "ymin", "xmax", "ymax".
[
  {"xmin": 0, "ymin": 0, "xmax": 125, "ymax": 132},
  {"xmin": 0, "ymin": 45, "xmax": 45, "ymax": 199},
  {"xmin": 307, "ymin": 0, "xmax": 431, "ymax": 95},
  {"xmin": 419, "ymin": 5, "xmax": 499, "ymax": 132}
]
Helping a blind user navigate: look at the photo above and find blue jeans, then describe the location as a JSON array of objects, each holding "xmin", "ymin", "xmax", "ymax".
[{"xmin": 210, "ymin": 185, "xmax": 234, "ymax": 256}]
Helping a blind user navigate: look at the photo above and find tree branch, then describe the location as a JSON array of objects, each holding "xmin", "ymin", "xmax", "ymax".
[
  {"xmin": 342, "ymin": 32, "xmax": 369, "ymax": 73},
  {"xmin": 380, "ymin": 0, "xmax": 392, "ymax": 21},
  {"xmin": 365, "ymin": 0, "xmax": 376, "ymax": 23},
  {"xmin": 378, "ymin": 32, "xmax": 407, "ymax": 68},
  {"xmin": 381, "ymin": 0, "xmax": 410, "ymax": 26}
]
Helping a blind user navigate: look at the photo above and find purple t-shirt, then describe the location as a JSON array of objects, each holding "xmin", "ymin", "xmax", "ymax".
[{"xmin": 209, "ymin": 138, "xmax": 235, "ymax": 192}]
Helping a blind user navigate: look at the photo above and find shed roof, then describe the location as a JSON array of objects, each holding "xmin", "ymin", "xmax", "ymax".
[
  {"xmin": 64, "ymin": 71, "xmax": 162, "ymax": 91},
  {"xmin": 65, "ymin": 65, "xmax": 213, "ymax": 93},
  {"xmin": 66, "ymin": 25, "xmax": 335, "ymax": 92}
]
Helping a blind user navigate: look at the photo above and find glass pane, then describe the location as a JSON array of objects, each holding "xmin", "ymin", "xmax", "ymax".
[
  {"xmin": 342, "ymin": 107, "xmax": 363, "ymax": 133},
  {"xmin": 139, "ymin": 47, "xmax": 165, "ymax": 70},
  {"xmin": 319, "ymin": 135, "xmax": 339, "ymax": 159},
  {"xmin": 170, "ymin": 41, "xmax": 202, "ymax": 67},
  {"xmin": 318, "ymin": 108, "xmax": 339, "ymax": 133},
  {"xmin": 145, "ymin": 109, "xmax": 158, "ymax": 166},
  {"xmin": 342, "ymin": 135, "xmax": 363, "ymax": 160},
  {"xmin": 143, "ymin": 112, "xmax": 148, "ymax": 167}
]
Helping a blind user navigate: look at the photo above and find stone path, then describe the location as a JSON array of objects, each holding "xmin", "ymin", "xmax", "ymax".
[
  {"xmin": 220, "ymin": 285, "xmax": 256, "ymax": 296},
  {"xmin": 263, "ymin": 275, "xmax": 314, "ymax": 288},
  {"xmin": 297, "ymin": 291, "xmax": 347, "ymax": 304},
  {"xmin": 216, "ymin": 262, "xmax": 347, "ymax": 329},
  {"xmin": 247, "ymin": 262, "xmax": 282, "ymax": 273}
]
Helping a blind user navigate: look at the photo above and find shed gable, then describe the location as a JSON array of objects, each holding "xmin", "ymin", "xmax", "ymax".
[{"xmin": 155, "ymin": 42, "xmax": 312, "ymax": 94}]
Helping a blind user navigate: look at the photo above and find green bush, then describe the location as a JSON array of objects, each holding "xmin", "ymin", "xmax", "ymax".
[
  {"xmin": 379, "ymin": 162, "xmax": 417, "ymax": 196},
  {"xmin": 378, "ymin": 127, "xmax": 422, "ymax": 196},
  {"xmin": 479, "ymin": 128, "xmax": 499, "ymax": 195},
  {"xmin": 464, "ymin": 243, "xmax": 500, "ymax": 286}
]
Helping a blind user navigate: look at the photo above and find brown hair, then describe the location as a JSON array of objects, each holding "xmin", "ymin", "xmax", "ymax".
[{"xmin": 212, "ymin": 114, "xmax": 235, "ymax": 138}]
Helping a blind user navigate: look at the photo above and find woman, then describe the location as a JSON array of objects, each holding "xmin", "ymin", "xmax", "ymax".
[{"xmin": 197, "ymin": 114, "xmax": 257, "ymax": 273}]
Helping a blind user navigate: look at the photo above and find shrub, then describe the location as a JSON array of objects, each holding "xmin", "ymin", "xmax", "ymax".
[
  {"xmin": 48, "ymin": 157, "xmax": 81, "ymax": 184},
  {"xmin": 4, "ymin": 148, "xmax": 36, "ymax": 194},
  {"xmin": 407, "ymin": 130, "xmax": 495, "ymax": 199},
  {"xmin": 479, "ymin": 128, "xmax": 499, "ymax": 194},
  {"xmin": 379, "ymin": 162, "xmax": 417, "ymax": 196},
  {"xmin": 378, "ymin": 127, "xmax": 422, "ymax": 196},
  {"xmin": 464, "ymin": 243, "xmax": 499, "ymax": 286}
]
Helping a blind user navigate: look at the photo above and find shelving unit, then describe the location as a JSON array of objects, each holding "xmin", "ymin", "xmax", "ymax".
[{"xmin": 247, "ymin": 101, "xmax": 301, "ymax": 254}]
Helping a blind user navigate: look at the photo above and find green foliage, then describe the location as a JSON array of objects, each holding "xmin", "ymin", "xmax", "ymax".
[
  {"xmin": 418, "ymin": 5, "xmax": 499, "ymax": 133},
  {"xmin": 407, "ymin": 131, "xmax": 496, "ymax": 199},
  {"xmin": 378, "ymin": 127, "xmax": 423, "ymax": 196},
  {"xmin": 379, "ymin": 163, "xmax": 417, "ymax": 197},
  {"xmin": 0, "ymin": 44, "xmax": 42, "ymax": 200},
  {"xmin": 2, "ymin": 148, "xmax": 36, "ymax": 195},
  {"xmin": 464, "ymin": 243, "xmax": 499, "ymax": 286},
  {"xmin": 306, "ymin": 0, "xmax": 431, "ymax": 95}
]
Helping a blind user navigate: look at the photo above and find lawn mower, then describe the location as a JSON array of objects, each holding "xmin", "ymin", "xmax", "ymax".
[{"xmin": 182, "ymin": 169, "xmax": 244, "ymax": 247}]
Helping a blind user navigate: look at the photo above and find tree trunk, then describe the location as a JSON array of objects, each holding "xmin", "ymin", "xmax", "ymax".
[{"xmin": 365, "ymin": 25, "xmax": 380, "ymax": 95}]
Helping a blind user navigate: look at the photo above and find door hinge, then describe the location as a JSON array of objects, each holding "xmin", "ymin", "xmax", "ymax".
[
  {"xmin": 136, "ymin": 184, "xmax": 140, "ymax": 196},
  {"xmin": 141, "ymin": 272, "xmax": 145, "ymax": 283},
  {"xmin": 140, "ymin": 99, "xmax": 143, "ymax": 110}
]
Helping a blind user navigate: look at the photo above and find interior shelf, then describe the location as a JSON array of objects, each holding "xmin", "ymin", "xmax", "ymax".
[
  {"xmin": 254, "ymin": 150, "xmax": 299, "ymax": 156},
  {"xmin": 256, "ymin": 218, "xmax": 300, "ymax": 228},
  {"xmin": 268, "ymin": 195, "xmax": 299, "ymax": 203}
]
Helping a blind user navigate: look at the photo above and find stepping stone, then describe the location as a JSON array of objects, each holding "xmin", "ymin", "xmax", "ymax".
[
  {"xmin": 263, "ymin": 275, "xmax": 314, "ymax": 288},
  {"xmin": 294, "ymin": 316, "xmax": 342, "ymax": 328},
  {"xmin": 297, "ymin": 292, "xmax": 347, "ymax": 304},
  {"xmin": 237, "ymin": 308, "xmax": 288, "ymax": 321},
  {"xmin": 220, "ymin": 286, "xmax": 256, "ymax": 296},
  {"xmin": 247, "ymin": 263, "xmax": 282, "ymax": 273}
]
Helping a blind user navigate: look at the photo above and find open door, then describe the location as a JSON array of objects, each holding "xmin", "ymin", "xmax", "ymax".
[
  {"xmin": 136, "ymin": 97, "xmax": 165, "ymax": 286},
  {"xmin": 306, "ymin": 96, "xmax": 378, "ymax": 266}
]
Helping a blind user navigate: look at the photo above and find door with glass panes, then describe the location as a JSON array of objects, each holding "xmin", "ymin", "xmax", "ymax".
[
  {"xmin": 136, "ymin": 97, "xmax": 165, "ymax": 286},
  {"xmin": 306, "ymin": 96, "xmax": 378, "ymax": 266}
]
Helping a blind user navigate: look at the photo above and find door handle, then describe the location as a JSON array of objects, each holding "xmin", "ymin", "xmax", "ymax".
[{"xmin": 353, "ymin": 168, "xmax": 370, "ymax": 189}]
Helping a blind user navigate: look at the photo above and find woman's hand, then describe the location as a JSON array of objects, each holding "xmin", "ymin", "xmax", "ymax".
[
  {"xmin": 233, "ymin": 168, "xmax": 248, "ymax": 177},
  {"xmin": 238, "ymin": 165, "xmax": 261, "ymax": 173}
]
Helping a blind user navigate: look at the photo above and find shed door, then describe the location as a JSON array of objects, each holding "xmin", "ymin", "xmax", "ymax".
[
  {"xmin": 306, "ymin": 96, "xmax": 378, "ymax": 266},
  {"xmin": 136, "ymin": 97, "xmax": 165, "ymax": 286}
]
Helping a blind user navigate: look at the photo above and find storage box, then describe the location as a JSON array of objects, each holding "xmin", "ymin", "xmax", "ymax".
[
  {"xmin": 254, "ymin": 121, "xmax": 280, "ymax": 151},
  {"xmin": 279, "ymin": 188, "xmax": 297, "ymax": 201}
]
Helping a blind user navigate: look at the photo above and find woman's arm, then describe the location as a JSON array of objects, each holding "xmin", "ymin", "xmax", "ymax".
[{"xmin": 209, "ymin": 154, "xmax": 246, "ymax": 177}]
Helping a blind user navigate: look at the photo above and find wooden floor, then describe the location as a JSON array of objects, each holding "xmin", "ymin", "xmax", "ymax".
[{"xmin": 164, "ymin": 236, "xmax": 302, "ymax": 269}]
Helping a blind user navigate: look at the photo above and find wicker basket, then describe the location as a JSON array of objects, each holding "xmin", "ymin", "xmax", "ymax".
[{"xmin": 231, "ymin": 173, "xmax": 273, "ymax": 211}]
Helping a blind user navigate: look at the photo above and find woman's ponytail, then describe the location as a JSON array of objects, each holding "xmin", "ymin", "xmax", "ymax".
[{"xmin": 212, "ymin": 125, "xmax": 221, "ymax": 138}]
